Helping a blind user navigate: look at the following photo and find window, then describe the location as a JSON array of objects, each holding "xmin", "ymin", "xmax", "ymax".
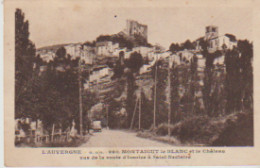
[{"xmin": 206, "ymin": 27, "xmax": 210, "ymax": 32}]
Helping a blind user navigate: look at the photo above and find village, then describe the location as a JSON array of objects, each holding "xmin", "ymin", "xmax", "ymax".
[
  {"xmin": 35, "ymin": 20, "xmax": 236, "ymax": 101},
  {"xmin": 15, "ymin": 16, "xmax": 253, "ymax": 147}
]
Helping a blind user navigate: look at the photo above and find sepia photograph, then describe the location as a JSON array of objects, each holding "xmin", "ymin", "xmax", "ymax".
[{"xmin": 13, "ymin": 3, "xmax": 254, "ymax": 148}]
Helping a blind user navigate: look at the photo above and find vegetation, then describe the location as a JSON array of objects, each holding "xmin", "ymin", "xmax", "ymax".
[
  {"xmin": 110, "ymin": 52, "xmax": 144, "ymax": 127},
  {"xmin": 96, "ymin": 33, "xmax": 152, "ymax": 50},
  {"xmin": 169, "ymin": 39, "xmax": 195, "ymax": 53},
  {"xmin": 15, "ymin": 8, "xmax": 36, "ymax": 119},
  {"xmin": 15, "ymin": 9, "xmax": 253, "ymax": 147},
  {"xmin": 136, "ymin": 37, "xmax": 253, "ymax": 146},
  {"xmin": 15, "ymin": 9, "xmax": 96, "ymax": 134},
  {"xmin": 154, "ymin": 111, "xmax": 253, "ymax": 146}
]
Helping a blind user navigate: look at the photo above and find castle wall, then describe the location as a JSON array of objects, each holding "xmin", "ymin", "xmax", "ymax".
[{"xmin": 126, "ymin": 20, "xmax": 148, "ymax": 40}]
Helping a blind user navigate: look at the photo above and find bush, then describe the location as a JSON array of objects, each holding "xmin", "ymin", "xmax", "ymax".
[
  {"xmin": 154, "ymin": 111, "xmax": 253, "ymax": 146},
  {"xmin": 211, "ymin": 111, "xmax": 253, "ymax": 146},
  {"xmin": 42, "ymin": 137, "xmax": 87, "ymax": 147},
  {"xmin": 155, "ymin": 116, "xmax": 220, "ymax": 145},
  {"xmin": 155, "ymin": 123, "xmax": 175, "ymax": 136}
]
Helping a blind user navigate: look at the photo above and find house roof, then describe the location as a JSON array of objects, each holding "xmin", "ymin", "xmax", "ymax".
[
  {"xmin": 225, "ymin": 34, "xmax": 237, "ymax": 42},
  {"xmin": 207, "ymin": 34, "xmax": 237, "ymax": 42}
]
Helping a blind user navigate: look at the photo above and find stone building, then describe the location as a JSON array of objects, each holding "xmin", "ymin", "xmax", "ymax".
[
  {"xmin": 196, "ymin": 26, "xmax": 237, "ymax": 53},
  {"xmin": 208, "ymin": 35, "xmax": 237, "ymax": 53},
  {"xmin": 64, "ymin": 43, "xmax": 82, "ymax": 60},
  {"xmin": 205, "ymin": 25, "xmax": 219, "ymax": 41},
  {"xmin": 177, "ymin": 49, "xmax": 195, "ymax": 64},
  {"xmin": 125, "ymin": 20, "xmax": 148, "ymax": 41},
  {"xmin": 64, "ymin": 43, "xmax": 95, "ymax": 64},
  {"xmin": 96, "ymin": 41, "xmax": 119, "ymax": 57},
  {"xmin": 36, "ymin": 49, "xmax": 55, "ymax": 63},
  {"xmin": 132, "ymin": 46, "xmax": 153, "ymax": 57},
  {"xmin": 82, "ymin": 45, "xmax": 95, "ymax": 64}
]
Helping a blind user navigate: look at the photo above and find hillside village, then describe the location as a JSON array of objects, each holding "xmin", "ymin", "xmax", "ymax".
[
  {"xmin": 16, "ymin": 14, "xmax": 253, "ymax": 147},
  {"xmin": 36, "ymin": 20, "xmax": 236, "ymax": 93}
]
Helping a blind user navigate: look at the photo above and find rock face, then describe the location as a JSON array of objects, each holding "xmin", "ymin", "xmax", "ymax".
[{"xmin": 89, "ymin": 103, "xmax": 104, "ymax": 120}]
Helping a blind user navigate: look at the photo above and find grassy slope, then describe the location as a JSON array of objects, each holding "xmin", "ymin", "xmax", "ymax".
[{"xmin": 138, "ymin": 111, "xmax": 253, "ymax": 146}]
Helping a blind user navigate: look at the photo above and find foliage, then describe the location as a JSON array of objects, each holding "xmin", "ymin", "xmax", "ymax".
[
  {"xmin": 140, "ymin": 91, "xmax": 154, "ymax": 129},
  {"xmin": 169, "ymin": 39, "xmax": 195, "ymax": 53},
  {"xmin": 237, "ymin": 40, "xmax": 253, "ymax": 111},
  {"xmin": 225, "ymin": 40, "xmax": 253, "ymax": 114},
  {"xmin": 189, "ymin": 55, "xmax": 198, "ymax": 113},
  {"xmin": 125, "ymin": 71, "xmax": 137, "ymax": 127},
  {"xmin": 131, "ymin": 91, "xmax": 153, "ymax": 129},
  {"xmin": 111, "ymin": 60, "xmax": 124, "ymax": 79},
  {"xmin": 151, "ymin": 60, "xmax": 168, "ymax": 126},
  {"xmin": 15, "ymin": 9, "xmax": 253, "ymax": 146},
  {"xmin": 125, "ymin": 52, "xmax": 144, "ymax": 73},
  {"xmin": 112, "ymin": 34, "xmax": 134, "ymax": 49},
  {"xmin": 110, "ymin": 52, "xmax": 144, "ymax": 127},
  {"xmin": 133, "ymin": 34, "xmax": 148, "ymax": 46},
  {"xmin": 154, "ymin": 112, "xmax": 253, "ymax": 146},
  {"xmin": 96, "ymin": 33, "xmax": 151, "ymax": 50},
  {"xmin": 120, "ymin": 52, "xmax": 144, "ymax": 126},
  {"xmin": 83, "ymin": 41, "xmax": 96, "ymax": 47},
  {"xmin": 82, "ymin": 91, "xmax": 99, "ymax": 131},
  {"xmin": 212, "ymin": 111, "xmax": 253, "ymax": 146},
  {"xmin": 169, "ymin": 43, "xmax": 181, "ymax": 53},
  {"xmin": 170, "ymin": 63, "xmax": 180, "ymax": 123},
  {"xmin": 54, "ymin": 47, "xmax": 67, "ymax": 63},
  {"xmin": 107, "ymin": 99, "xmax": 127, "ymax": 129},
  {"xmin": 96, "ymin": 35, "xmax": 111, "ymax": 42},
  {"xmin": 34, "ymin": 58, "xmax": 80, "ymax": 132},
  {"xmin": 202, "ymin": 52, "xmax": 214, "ymax": 116},
  {"xmin": 96, "ymin": 34, "xmax": 134, "ymax": 49},
  {"xmin": 181, "ymin": 40, "xmax": 194, "ymax": 50},
  {"xmin": 15, "ymin": 10, "xmax": 93, "ymax": 133},
  {"xmin": 15, "ymin": 8, "xmax": 36, "ymax": 119}
]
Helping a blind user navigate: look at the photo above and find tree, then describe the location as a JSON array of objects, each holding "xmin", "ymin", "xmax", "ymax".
[
  {"xmin": 169, "ymin": 40, "xmax": 194, "ymax": 53},
  {"xmin": 96, "ymin": 35, "xmax": 111, "ymax": 42},
  {"xmin": 111, "ymin": 52, "xmax": 125, "ymax": 80},
  {"xmin": 55, "ymin": 47, "xmax": 67, "ymax": 63},
  {"xmin": 225, "ymin": 40, "xmax": 253, "ymax": 114},
  {"xmin": 189, "ymin": 55, "xmax": 198, "ymax": 115},
  {"xmin": 151, "ymin": 60, "xmax": 168, "ymax": 125},
  {"xmin": 83, "ymin": 41, "xmax": 96, "ymax": 47},
  {"xmin": 15, "ymin": 8, "xmax": 36, "ymax": 119},
  {"xmin": 237, "ymin": 40, "xmax": 253, "ymax": 112},
  {"xmin": 170, "ymin": 63, "xmax": 180, "ymax": 123},
  {"xmin": 140, "ymin": 91, "xmax": 153, "ymax": 129},
  {"xmin": 122, "ymin": 52, "xmax": 144, "ymax": 127},
  {"xmin": 177, "ymin": 63, "xmax": 192, "ymax": 118},
  {"xmin": 199, "ymin": 39, "xmax": 208, "ymax": 56},
  {"xmin": 225, "ymin": 48, "xmax": 241, "ymax": 114},
  {"xmin": 134, "ymin": 34, "xmax": 148, "ymax": 46},
  {"xmin": 125, "ymin": 52, "xmax": 143, "ymax": 73},
  {"xmin": 169, "ymin": 43, "xmax": 181, "ymax": 53},
  {"xmin": 106, "ymin": 98, "xmax": 125, "ymax": 129},
  {"xmin": 36, "ymin": 54, "xmax": 81, "ymax": 132},
  {"xmin": 181, "ymin": 40, "xmax": 194, "ymax": 50},
  {"xmin": 203, "ymin": 52, "xmax": 215, "ymax": 116}
]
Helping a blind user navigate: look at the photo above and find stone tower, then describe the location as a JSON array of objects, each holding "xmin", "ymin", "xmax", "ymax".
[
  {"xmin": 205, "ymin": 25, "xmax": 218, "ymax": 40},
  {"xmin": 126, "ymin": 20, "xmax": 148, "ymax": 41}
]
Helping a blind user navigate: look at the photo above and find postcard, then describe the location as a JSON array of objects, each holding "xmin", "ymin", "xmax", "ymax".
[{"xmin": 4, "ymin": 0, "xmax": 260, "ymax": 166}]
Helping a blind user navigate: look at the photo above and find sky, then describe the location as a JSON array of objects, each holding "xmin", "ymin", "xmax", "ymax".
[{"xmin": 18, "ymin": 4, "xmax": 253, "ymax": 49}]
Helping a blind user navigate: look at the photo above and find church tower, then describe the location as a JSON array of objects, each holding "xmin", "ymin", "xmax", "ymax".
[{"xmin": 205, "ymin": 25, "xmax": 218, "ymax": 40}]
